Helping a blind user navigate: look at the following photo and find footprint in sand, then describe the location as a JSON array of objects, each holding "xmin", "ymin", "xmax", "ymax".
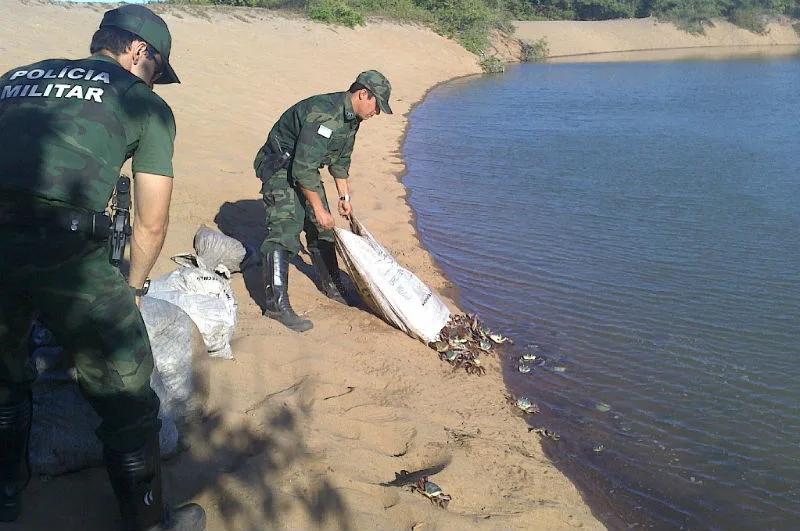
[{"xmin": 323, "ymin": 404, "xmax": 417, "ymax": 457}]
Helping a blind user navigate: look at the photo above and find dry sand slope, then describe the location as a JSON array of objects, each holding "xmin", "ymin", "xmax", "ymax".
[
  {"xmin": 4, "ymin": 1, "xmax": 797, "ymax": 529},
  {"xmin": 514, "ymin": 17, "xmax": 800, "ymax": 61}
]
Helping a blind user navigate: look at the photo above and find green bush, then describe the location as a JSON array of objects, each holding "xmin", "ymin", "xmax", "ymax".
[
  {"xmin": 414, "ymin": 0, "xmax": 503, "ymax": 54},
  {"xmin": 307, "ymin": 0, "xmax": 365, "ymax": 26},
  {"xmin": 459, "ymin": 23, "xmax": 493, "ymax": 53},
  {"xmin": 520, "ymin": 37, "xmax": 549, "ymax": 62},
  {"xmin": 652, "ymin": 0, "xmax": 721, "ymax": 34},
  {"xmin": 479, "ymin": 54, "xmax": 505, "ymax": 73},
  {"xmin": 348, "ymin": 0, "xmax": 432, "ymax": 21},
  {"xmin": 573, "ymin": 0, "xmax": 637, "ymax": 19},
  {"xmin": 729, "ymin": 8, "xmax": 768, "ymax": 33}
]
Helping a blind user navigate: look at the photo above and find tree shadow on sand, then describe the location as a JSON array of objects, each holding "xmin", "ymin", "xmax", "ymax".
[
  {"xmin": 168, "ymin": 392, "xmax": 353, "ymax": 531},
  {"xmin": 10, "ymin": 378, "xmax": 353, "ymax": 530}
]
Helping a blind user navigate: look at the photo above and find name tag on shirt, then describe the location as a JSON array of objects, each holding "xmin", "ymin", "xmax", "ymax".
[{"xmin": 317, "ymin": 125, "xmax": 332, "ymax": 138}]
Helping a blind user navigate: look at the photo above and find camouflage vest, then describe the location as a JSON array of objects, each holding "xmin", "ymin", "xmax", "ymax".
[{"xmin": 0, "ymin": 57, "xmax": 143, "ymax": 212}]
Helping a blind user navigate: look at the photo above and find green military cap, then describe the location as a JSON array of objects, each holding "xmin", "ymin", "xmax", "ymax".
[
  {"xmin": 355, "ymin": 70, "xmax": 392, "ymax": 115},
  {"xmin": 99, "ymin": 5, "xmax": 180, "ymax": 85}
]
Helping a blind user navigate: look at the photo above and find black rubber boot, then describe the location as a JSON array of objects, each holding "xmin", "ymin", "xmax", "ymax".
[
  {"xmin": 104, "ymin": 437, "xmax": 206, "ymax": 531},
  {"xmin": 308, "ymin": 241, "xmax": 352, "ymax": 306},
  {"xmin": 262, "ymin": 249, "xmax": 313, "ymax": 332},
  {"xmin": 0, "ymin": 395, "xmax": 32, "ymax": 523}
]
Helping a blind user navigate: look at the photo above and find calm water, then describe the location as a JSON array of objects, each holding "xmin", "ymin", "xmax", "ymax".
[{"xmin": 403, "ymin": 57, "xmax": 800, "ymax": 530}]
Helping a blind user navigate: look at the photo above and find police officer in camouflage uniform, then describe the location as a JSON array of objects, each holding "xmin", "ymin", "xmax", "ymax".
[
  {"xmin": 0, "ymin": 6, "xmax": 205, "ymax": 531},
  {"xmin": 254, "ymin": 70, "xmax": 392, "ymax": 332}
]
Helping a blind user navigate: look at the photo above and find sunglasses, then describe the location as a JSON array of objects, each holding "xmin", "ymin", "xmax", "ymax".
[
  {"xmin": 365, "ymin": 88, "xmax": 380, "ymax": 114},
  {"xmin": 145, "ymin": 47, "xmax": 164, "ymax": 83}
]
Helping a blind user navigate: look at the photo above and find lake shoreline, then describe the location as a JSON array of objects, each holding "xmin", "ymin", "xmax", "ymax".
[{"xmin": 400, "ymin": 48, "xmax": 799, "ymax": 531}]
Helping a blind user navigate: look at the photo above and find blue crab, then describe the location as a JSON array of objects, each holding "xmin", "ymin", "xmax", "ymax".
[
  {"xmin": 431, "ymin": 340, "xmax": 450, "ymax": 353},
  {"xmin": 506, "ymin": 394, "xmax": 539, "ymax": 414},
  {"xmin": 459, "ymin": 354, "xmax": 485, "ymax": 375},
  {"xmin": 489, "ymin": 332, "xmax": 513, "ymax": 345},
  {"xmin": 519, "ymin": 352, "xmax": 547, "ymax": 367},
  {"xmin": 439, "ymin": 350, "xmax": 460, "ymax": 364},
  {"xmin": 409, "ymin": 476, "xmax": 452, "ymax": 509},
  {"xmin": 530, "ymin": 427, "xmax": 560, "ymax": 441}
]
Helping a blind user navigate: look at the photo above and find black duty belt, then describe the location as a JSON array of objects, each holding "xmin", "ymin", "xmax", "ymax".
[{"xmin": 0, "ymin": 204, "xmax": 111, "ymax": 240}]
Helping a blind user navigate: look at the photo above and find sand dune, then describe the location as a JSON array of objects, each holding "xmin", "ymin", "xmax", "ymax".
[
  {"xmin": 514, "ymin": 17, "xmax": 800, "ymax": 61},
  {"xmin": 3, "ymin": 1, "xmax": 797, "ymax": 529}
]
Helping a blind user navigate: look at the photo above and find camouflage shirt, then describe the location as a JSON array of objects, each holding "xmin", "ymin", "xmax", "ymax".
[
  {"xmin": 0, "ymin": 55, "xmax": 176, "ymax": 212},
  {"xmin": 254, "ymin": 92, "xmax": 359, "ymax": 194}
]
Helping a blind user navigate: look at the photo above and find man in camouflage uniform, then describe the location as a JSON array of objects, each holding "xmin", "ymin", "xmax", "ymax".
[
  {"xmin": 0, "ymin": 6, "xmax": 205, "ymax": 531},
  {"xmin": 253, "ymin": 70, "xmax": 392, "ymax": 332}
]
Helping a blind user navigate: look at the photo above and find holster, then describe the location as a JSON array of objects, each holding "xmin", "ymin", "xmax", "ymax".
[{"xmin": 257, "ymin": 137, "xmax": 293, "ymax": 183}]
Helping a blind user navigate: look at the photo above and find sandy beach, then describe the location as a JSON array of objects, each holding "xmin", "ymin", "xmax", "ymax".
[
  {"xmin": 513, "ymin": 17, "xmax": 800, "ymax": 61},
  {"xmin": 2, "ymin": 2, "xmax": 797, "ymax": 529}
]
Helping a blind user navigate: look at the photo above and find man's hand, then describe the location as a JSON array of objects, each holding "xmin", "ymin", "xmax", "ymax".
[
  {"xmin": 338, "ymin": 199, "xmax": 352, "ymax": 218},
  {"xmin": 316, "ymin": 208, "xmax": 336, "ymax": 230},
  {"xmin": 333, "ymin": 177, "xmax": 351, "ymax": 219}
]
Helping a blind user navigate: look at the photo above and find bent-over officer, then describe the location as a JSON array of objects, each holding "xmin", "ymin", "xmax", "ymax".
[
  {"xmin": 253, "ymin": 70, "xmax": 392, "ymax": 332},
  {"xmin": 0, "ymin": 5, "xmax": 205, "ymax": 531}
]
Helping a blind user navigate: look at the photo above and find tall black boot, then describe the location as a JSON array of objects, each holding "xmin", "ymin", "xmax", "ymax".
[
  {"xmin": 262, "ymin": 249, "xmax": 313, "ymax": 332},
  {"xmin": 0, "ymin": 395, "xmax": 32, "ymax": 522},
  {"xmin": 308, "ymin": 241, "xmax": 352, "ymax": 306},
  {"xmin": 104, "ymin": 437, "xmax": 206, "ymax": 531}
]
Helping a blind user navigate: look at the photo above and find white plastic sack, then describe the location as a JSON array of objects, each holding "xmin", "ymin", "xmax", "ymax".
[
  {"xmin": 334, "ymin": 217, "xmax": 450, "ymax": 343},
  {"xmin": 193, "ymin": 224, "xmax": 248, "ymax": 275},
  {"xmin": 148, "ymin": 253, "xmax": 237, "ymax": 359},
  {"xmin": 140, "ymin": 296, "xmax": 208, "ymax": 426}
]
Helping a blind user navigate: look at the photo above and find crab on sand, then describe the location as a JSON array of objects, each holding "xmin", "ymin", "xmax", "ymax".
[
  {"xmin": 409, "ymin": 476, "xmax": 452, "ymax": 509},
  {"xmin": 458, "ymin": 354, "xmax": 485, "ymax": 375}
]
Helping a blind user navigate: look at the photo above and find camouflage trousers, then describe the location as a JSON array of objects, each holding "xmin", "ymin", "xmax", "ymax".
[
  {"xmin": 260, "ymin": 167, "xmax": 334, "ymax": 258},
  {"xmin": 0, "ymin": 226, "xmax": 160, "ymax": 453}
]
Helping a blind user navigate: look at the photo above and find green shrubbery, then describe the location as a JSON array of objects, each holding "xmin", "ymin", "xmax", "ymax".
[
  {"xmin": 729, "ymin": 8, "xmax": 768, "ymax": 33},
  {"xmin": 520, "ymin": 37, "xmax": 549, "ymax": 62},
  {"xmin": 163, "ymin": 0, "xmax": 800, "ymax": 55},
  {"xmin": 479, "ymin": 54, "xmax": 505, "ymax": 72},
  {"xmin": 165, "ymin": 0, "xmax": 511, "ymax": 55},
  {"xmin": 308, "ymin": 0, "xmax": 365, "ymax": 26},
  {"xmin": 344, "ymin": 0, "xmax": 433, "ymax": 21}
]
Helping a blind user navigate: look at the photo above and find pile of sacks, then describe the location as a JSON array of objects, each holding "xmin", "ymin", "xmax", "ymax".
[
  {"xmin": 29, "ymin": 226, "xmax": 246, "ymax": 476},
  {"xmin": 148, "ymin": 225, "xmax": 247, "ymax": 360}
]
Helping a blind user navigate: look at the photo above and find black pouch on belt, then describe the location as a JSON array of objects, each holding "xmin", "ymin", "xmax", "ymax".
[{"xmin": 257, "ymin": 137, "xmax": 293, "ymax": 183}]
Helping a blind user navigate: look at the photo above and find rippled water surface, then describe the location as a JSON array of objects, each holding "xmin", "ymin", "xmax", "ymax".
[{"xmin": 403, "ymin": 58, "xmax": 800, "ymax": 530}]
